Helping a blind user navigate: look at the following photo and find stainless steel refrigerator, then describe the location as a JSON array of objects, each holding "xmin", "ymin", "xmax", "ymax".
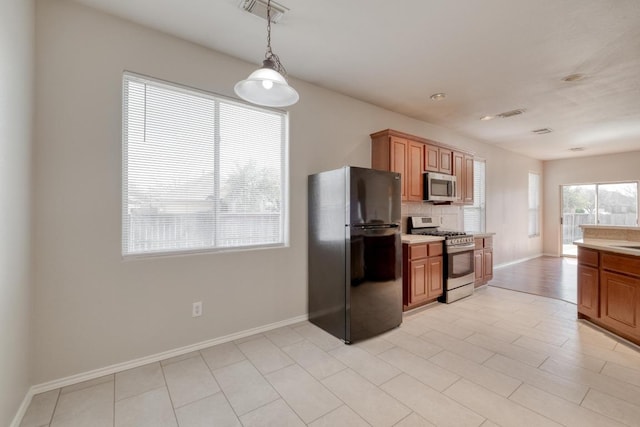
[{"xmin": 308, "ymin": 166, "xmax": 402, "ymax": 344}]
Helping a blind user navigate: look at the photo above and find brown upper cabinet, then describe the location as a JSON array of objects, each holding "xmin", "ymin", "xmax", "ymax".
[
  {"xmin": 371, "ymin": 129, "xmax": 474, "ymax": 204},
  {"xmin": 453, "ymin": 151, "xmax": 474, "ymax": 205},
  {"xmin": 425, "ymin": 144, "xmax": 452, "ymax": 174},
  {"xmin": 372, "ymin": 131, "xmax": 423, "ymax": 202}
]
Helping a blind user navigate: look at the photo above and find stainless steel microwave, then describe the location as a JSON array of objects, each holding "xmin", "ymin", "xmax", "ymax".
[{"xmin": 423, "ymin": 172, "xmax": 457, "ymax": 202}]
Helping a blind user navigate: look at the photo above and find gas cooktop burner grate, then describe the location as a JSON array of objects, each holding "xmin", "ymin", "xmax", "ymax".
[{"xmin": 413, "ymin": 230, "xmax": 468, "ymax": 238}]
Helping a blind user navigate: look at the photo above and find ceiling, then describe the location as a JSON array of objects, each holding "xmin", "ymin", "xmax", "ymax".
[{"xmin": 71, "ymin": 0, "xmax": 640, "ymax": 160}]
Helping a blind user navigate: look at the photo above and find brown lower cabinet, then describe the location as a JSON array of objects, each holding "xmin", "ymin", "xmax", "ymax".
[
  {"xmin": 403, "ymin": 241, "xmax": 443, "ymax": 311},
  {"xmin": 577, "ymin": 264, "xmax": 599, "ymax": 318},
  {"xmin": 474, "ymin": 236, "xmax": 493, "ymax": 287},
  {"xmin": 577, "ymin": 246, "xmax": 640, "ymax": 345}
]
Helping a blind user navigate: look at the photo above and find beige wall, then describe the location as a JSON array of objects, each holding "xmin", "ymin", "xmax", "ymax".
[
  {"xmin": 33, "ymin": 0, "xmax": 543, "ymax": 384},
  {"xmin": 543, "ymin": 151, "xmax": 640, "ymax": 255},
  {"xmin": 1, "ymin": 0, "xmax": 34, "ymax": 424}
]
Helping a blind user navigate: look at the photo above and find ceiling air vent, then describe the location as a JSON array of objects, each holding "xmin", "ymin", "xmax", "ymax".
[
  {"xmin": 239, "ymin": 0, "xmax": 288, "ymax": 23},
  {"xmin": 532, "ymin": 128, "xmax": 553, "ymax": 135},
  {"xmin": 497, "ymin": 109, "xmax": 526, "ymax": 119}
]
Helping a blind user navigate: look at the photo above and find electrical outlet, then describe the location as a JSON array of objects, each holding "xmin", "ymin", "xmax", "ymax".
[{"xmin": 192, "ymin": 301, "xmax": 202, "ymax": 317}]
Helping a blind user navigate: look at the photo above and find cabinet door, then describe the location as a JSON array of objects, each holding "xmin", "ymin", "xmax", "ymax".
[
  {"xmin": 409, "ymin": 258, "xmax": 429, "ymax": 305},
  {"xmin": 427, "ymin": 256, "xmax": 444, "ymax": 297},
  {"xmin": 483, "ymin": 249, "xmax": 493, "ymax": 281},
  {"xmin": 407, "ymin": 141, "xmax": 424, "ymax": 201},
  {"xmin": 474, "ymin": 249, "xmax": 484, "ymax": 287},
  {"xmin": 424, "ymin": 144, "xmax": 439, "ymax": 172},
  {"xmin": 439, "ymin": 149, "xmax": 452, "ymax": 174},
  {"xmin": 452, "ymin": 151, "xmax": 464, "ymax": 204},
  {"xmin": 463, "ymin": 155, "xmax": 474, "ymax": 204},
  {"xmin": 600, "ymin": 271, "xmax": 640, "ymax": 339},
  {"xmin": 577, "ymin": 265, "xmax": 599, "ymax": 318},
  {"xmin": 390, "ymin": 137, "xmax": 408, "ymax": 200}
]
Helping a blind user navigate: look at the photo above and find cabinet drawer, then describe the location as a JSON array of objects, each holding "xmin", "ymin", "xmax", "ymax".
[
  {"xmin": 602, "ymin": 252, "xmax": 640, "ymax": 277},
  {"xmin": 409, "ymin": 242, "xmax": 443, "ymax": 259},
  {"xmin": 483, "ymin": 237, "xmax": 493, "ymax": 249},
  {"xmin": 409, "ymin": 244, "xmax": 428, "ymax": 259},
  {"xmin": 474, "ymin": 238, "xmax": 483, "ymax": 250},
  {"xmin": 578, "ymin": 247, "xmax": 599, "ymax": 267},
  {"xmin": 427, "ymin": 242, "xmax": 443, "ymax": 257}
]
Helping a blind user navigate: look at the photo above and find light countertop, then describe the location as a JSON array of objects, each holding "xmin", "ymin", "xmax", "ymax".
[
  {"xmin": 401, "ymin": 234, "xmax": 445, "ymax": 244},
  {"xmin": 574, "ymin": 238, "xmax": 640, "ymax": 257},
  {"xmin": 469, "ymin": 232, "xmax": 496, "ymax": 238}
]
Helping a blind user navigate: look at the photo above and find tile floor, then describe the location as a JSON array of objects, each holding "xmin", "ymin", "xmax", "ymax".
[{"xmin": 20, "ymin": 286, "xmax": 640, "ymax": 427}]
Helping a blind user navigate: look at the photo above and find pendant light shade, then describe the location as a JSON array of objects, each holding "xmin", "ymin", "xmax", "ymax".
[
  {"xmin": 235, "ymin": 59, "xmax": 299, "ymax": 107},
  {"xmin": 235, "ymin": 0, "xmax": 299, "ymax": 108}
]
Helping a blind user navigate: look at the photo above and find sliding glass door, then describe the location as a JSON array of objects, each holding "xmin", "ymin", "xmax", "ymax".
[{"xmin": 562, "ymin": 182, "xmax": 638, "ymax": 256}]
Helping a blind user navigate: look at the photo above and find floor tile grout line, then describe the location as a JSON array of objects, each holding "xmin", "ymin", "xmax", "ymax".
[
  {"xmin": 539, "ymin": 358, "xmax": 640, "ymax": 409},
  {"xmin": 326, "ymin": 367, "xmax": 413, "ymax": 425},
  {"xmin": 198, "ymin": 346, "xmax": 246, "ymax": 423},
  {"xmin": 506, "ymin": 382, "xmax": 591, "ymax": 426},
  {"xmin": 578, "ymin": 387, "xmax": 591, "ymax": 406},
  {"xmin": 47, "ymin": 388, "xmax": 62, "ymax": 426},
  {"xmin": 158, "ymin": 356, "xmax": 180, "ymax": 425},
  {"xmin": 274, "ymin": 340, "xmax": 356, "ymax": 423},
  {"xmin": 505, "ymin": 380, "xmax": 525, "ymax": 399},
  {"xmin": 438, "ymin": 377, "xmax": 488, "ymax": 424}
]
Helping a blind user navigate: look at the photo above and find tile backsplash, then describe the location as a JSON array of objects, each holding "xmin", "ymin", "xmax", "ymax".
[{"xmin": 401, "ymin": 202, "xmax": 463, "ymax": 233}]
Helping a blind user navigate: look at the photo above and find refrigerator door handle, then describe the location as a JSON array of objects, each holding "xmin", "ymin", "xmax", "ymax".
[{"xmin": 352, "ymin": 223, "xmax": 399, "ymax": 230}]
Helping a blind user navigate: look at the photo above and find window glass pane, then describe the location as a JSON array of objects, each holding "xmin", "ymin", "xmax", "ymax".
[
  {"xmin": 528, "ymin": 172, "xmax": 540, "ymax": 237},
  {"xmin": 562, "ymin": 184, "xmax": 596, "ymax": 254},
  {"xmin": 218, "ymin": 102, "xmax": 283, "ymax": 247},
  {"xmin": 596, "ymin": 183, "xmax": 638, "ymax": 226},
  {"xmin": 122, "ymin": 73, "xmax": 287, "ymax": 257}
]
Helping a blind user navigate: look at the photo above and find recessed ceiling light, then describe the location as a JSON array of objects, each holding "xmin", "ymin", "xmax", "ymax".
[
  {"xmin": 480, "ymin": 115, "xmax": 495, "ymax": 121},
  {"xmin": 532, "ymin": 128, "xmax": 553, "ymax": 135},
  {"xmin": 430, "ymin": 93, "xmax": 446, "ymax": 101},
  {"xmin": 569, "ymin": 147, "xmax": 585, "ymax": 152},
  {"xmin": 562, "ymin": 73, "xmax": 586, "ymax": 82}
]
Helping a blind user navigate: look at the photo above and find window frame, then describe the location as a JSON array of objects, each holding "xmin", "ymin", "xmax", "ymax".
[
  {"xmin": 121, "ymin": 71, "xmax": 290, "ymax": 259},
  {"xmin": 464, "ymin": 159, "xmax": 486, "ymax": 233}
]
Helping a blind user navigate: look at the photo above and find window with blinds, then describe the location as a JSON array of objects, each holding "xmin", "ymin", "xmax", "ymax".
[
  {"xmin": 528, "ymin": 172, "xmax": 541, "ymax": 237},
  {"xmin": 464, "ymin": 160, "xmax": 486, "ymax": 233},
  {"xmin": 122, "ymin": 73, "xmax": 288, "ymax": 257}
]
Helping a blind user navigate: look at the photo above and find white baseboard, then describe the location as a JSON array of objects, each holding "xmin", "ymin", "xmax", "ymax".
[
  {"xmin": 10, "ymin": 390, "xmax": 33, "ymax": 427},
  {"xmin": 494, "ymin": 253, "xmax": 543, "ymax": 269},
  {"xmin": 13, "ymin": 313, "xmax": 308, "ymax": 426}
]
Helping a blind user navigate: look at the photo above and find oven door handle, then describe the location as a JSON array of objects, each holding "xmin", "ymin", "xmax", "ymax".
[{"xmin": 446, "ymin": 243, "xmax": 476, "ymax": 253}]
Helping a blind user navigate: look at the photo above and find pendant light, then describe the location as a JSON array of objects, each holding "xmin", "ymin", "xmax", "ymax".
[{"xmin": 234, "ymin": 0, "xmax": 299, "ymax": 107}]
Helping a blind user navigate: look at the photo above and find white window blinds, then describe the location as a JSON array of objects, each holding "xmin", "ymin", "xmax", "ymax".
[
  {"xmin": 122, "ymin": 73, "xmax": 288, "ymax": 257},
  {"xmin": 464, "ymin": 160, "xmax": 486, "ymax": 233},
  {"xmin": 528, "ymin": 172, "xmax": 541, "ymax": 237}
]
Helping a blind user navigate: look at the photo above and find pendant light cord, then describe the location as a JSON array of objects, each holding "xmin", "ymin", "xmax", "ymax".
[
  {"xmin": 264, "ymin": 0, "xmax": 287, "ymax": 78},
  {"xmin": 266, "ymin": 0, "xmax": 273, "ymax": 57}
]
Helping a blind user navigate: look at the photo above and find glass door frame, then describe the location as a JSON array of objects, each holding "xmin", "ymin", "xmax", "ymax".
[{"xmin": 560, "ymin": 181, "xmax": 640, "ymax": 257}]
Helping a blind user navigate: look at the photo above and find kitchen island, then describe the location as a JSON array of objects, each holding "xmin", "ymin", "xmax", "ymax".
[{"xmin": 575, "ymin": 225, "xmax": 640, "ymax": 346}]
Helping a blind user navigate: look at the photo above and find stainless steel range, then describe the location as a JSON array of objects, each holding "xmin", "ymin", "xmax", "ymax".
[{"xmin": 408, "ymin": 216, "xmax": 475, "ymax": 303}]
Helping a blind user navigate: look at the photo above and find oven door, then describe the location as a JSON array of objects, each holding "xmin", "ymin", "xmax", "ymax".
[{"xmin": 446, "ymin": 243, "xmax": 475, "ymax": 290}]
